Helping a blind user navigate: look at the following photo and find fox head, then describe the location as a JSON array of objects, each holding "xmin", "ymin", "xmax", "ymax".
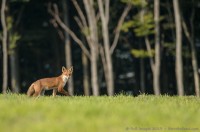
[{"xmin": 62, "ymin": 66, "xmax": 73, "ymax": 77}]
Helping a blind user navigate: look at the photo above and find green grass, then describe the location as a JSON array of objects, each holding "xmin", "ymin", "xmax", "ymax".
[{"xmin": 0, "ymin": 94, "xmax": 200, "ymax": 132}]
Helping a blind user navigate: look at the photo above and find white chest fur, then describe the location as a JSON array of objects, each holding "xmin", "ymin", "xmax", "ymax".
[{"xmin": 62, "ymin": 75, "xmax": 69, "ymax": 86}]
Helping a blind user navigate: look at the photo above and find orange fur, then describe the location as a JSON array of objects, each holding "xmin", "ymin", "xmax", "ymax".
[{"xmin": 27, "ymin": 66, "xmax": 73, "ymax": 97}]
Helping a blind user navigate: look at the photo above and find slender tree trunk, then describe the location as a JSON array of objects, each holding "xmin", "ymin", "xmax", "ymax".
[
  {"xmin": 182, "ymin": 5, "xmax": 199, "ymax": 97},
  {"xmin": 83, "ymin": 0, "xmax": 99, "ymax": 96},
  {"xmin": 140, "ymin": 58, "xmax": 145, "ymax": 93},
  {"xmin": 62, "ymin": 0, "xmax": 74, "ymax": 95},
  {"xmin": 139, "ymin": 6, "xmax": 146, "ymax": 94},
  {"xmin": 154, "ymin": 0, "xmax": 161, "ymax": 95},
  {"xmin": 10, "ymin": 48, "xmax": 20, "ymax": 93},
  {"xmin": 8, "ymin": 5, "xmax": 24, "ymax": 93},
  {"xmin": 1, "ymin": 0, "xmax": 8, "ymax": 94},
  {"xmin": 65, "ymin": 38, "xmax": 74, "ymax": 95},
  {"xmin": 173, "ymin": 0, "xmax": 184, "ymax": 96},
  {"xmin": 91, "ymin": 46, "xmax": 99, "ymax": 96},
  {"xmin": 137, "ymin": 2, "xmax": 157, "ymax": 95},
  {"xmin": 190, "ymin": 36, "xmax": 200, "ymax": 97},
  {"xmin": 82, "ymin": 52, "xmax": 90, "ymax": 95},
  {"xmin": 97, "ymin": 0, "xmax": 114, "ymax": 96},
  {"xmin": 166, "ymin": 0, "xmax": 176, "ymax": 41},
  {"xmin": 190, "ymin": 9, "xmax": 199, "ymax": 97}
]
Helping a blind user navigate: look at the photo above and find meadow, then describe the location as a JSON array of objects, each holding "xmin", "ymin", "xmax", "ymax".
[{"xmin": 0, "ymin": 94, "xmax": 200, "ymax": 132}]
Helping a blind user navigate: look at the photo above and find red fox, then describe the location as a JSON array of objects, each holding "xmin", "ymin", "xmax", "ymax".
[{"xmin": 27, "ymin": 66, "xmax": 73, "ymax": 97}]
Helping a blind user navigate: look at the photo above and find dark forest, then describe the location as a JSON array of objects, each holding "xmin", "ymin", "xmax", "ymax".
[{"xmin": 1, "ymin": 0, "xmax": 200, "ymax": 96}]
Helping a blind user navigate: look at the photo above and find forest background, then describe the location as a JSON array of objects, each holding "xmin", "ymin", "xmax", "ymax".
[{"xmin": 1, "ymin": 0, "xmax": 200, "ymax": 96}]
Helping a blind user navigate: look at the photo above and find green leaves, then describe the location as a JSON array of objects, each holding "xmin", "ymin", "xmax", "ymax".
[
  {"xmin": 121, "ymin": 21, "xmax": 134, "ymax": 32},
  {"xmin": 6, "ymin": 15, "xmax": 21, "ymax": 54},
  {"xmin": 7, "ymin": 16, "xmax": 13, "ymax": 31},
  {"xmin": 121, "ymin": 12, "xmax": 155, "ymax": 37},
  {"xmin": 121, "ymin": 0, "xmax": 147, "ymax": 7},
  {"xmin": 131, "ymin": 49, "xmax": 155, "ymax": 58},
  {"xmin": 121, "ymin": 1, "xmax": 156, "ymax": 59},
  {"xmin": 81, "ymin": 27, "xmax": 90, "ymax": 36},
  {"xmin": 9, "ymin": 33, "xmax": 21, "ymax": 51}
]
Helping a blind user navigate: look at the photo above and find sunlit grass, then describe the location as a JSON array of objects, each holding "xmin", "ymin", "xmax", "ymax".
[{"xmin": 0, "ymin": 94, "xmax": 200, "ymax": 132}]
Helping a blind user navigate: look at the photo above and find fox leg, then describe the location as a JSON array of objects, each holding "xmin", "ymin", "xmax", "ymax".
[
  {"xmin": 40, "ymin": 90, "xmax": 45, "ymax": 96},
  {"xmin": 33, "ymin": 91, "xmax": 40, "ymax": 97},
  {"xmin": 53, "ymin": 89, "xmax": 57, "ymax": 97},
  {"xmin": 33, "ymin": 85, "xmax": 42, "ymax": 97},
  {"xmin": 58, "ymin": 87, "xmax": 70, "ymax": 96}
]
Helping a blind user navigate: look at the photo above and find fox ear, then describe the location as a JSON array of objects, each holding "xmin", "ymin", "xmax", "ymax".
[
  {"xmin": 62, "ymin": 66, "xmax": 66, "ymax": 72},
  {"xmin": 69, "ymin": 66, "xmax": 73, "ymax": 72}
]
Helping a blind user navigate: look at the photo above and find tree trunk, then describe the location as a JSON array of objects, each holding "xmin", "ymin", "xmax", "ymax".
[
  {"xmin": 182, "ymin": 5, "xmax": 199, "ymax": 97},
  {"xmin": 62, "ymin": 0, "xmax": 74, "ymax": 95},
  {"xmin": 190, "ymin": 8, "xmax": 199, "ymax": 97},
  {"xmin": 140, "ymin": 58, "xmax": 145, "ymax": 93},
  {"xmin": 139, "ymin": 6, "xmax": 146, "ymax": 94},
  {"xmin": 173, "ymin": 0, "xmax": 184, "ymax": 96},
  {"xmin": 91, "ymin": 46, "xmax": 99, "ymax": 96},
  {"xmin": 82, "ymin": 52, "xmax": 90, "ymax": 95},
  {"xmin": 97, "ymin": 0, "xmax": 114, "ymax": 96},
  {"xmin": 1, "ymin": 0, "xmax": 8, "ymax": 94},
  {"xmin": 166, "ymin": 0, "xmax": 176, "ymax": 41},
  {"xmin": 191, "ymin": 35, "xmax": 200, "ymax": 97},
  {"xmin": 154, "ymin": 0, "xmax": 161, "ymax": 95},
  {"xmin": 83, "ymin": 0, "xmax": 99, "ymax": 96},
  {"xmin": 142, "ymin": 2, "xmax": 160, "ymax": 95},
  {"xmin": 10, "ymin": 48, "xmax": 20, "ymax": 93}
]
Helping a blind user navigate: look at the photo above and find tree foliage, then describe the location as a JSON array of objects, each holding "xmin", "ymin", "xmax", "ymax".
[{"xmin": 122, "ymin": 12, "xmax": 154, "ymax": 37}]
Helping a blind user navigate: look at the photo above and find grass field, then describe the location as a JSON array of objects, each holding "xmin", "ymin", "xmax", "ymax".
[{"xmin": 0, "ymin": 94, "xmax": 200, "ymax": 132}]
